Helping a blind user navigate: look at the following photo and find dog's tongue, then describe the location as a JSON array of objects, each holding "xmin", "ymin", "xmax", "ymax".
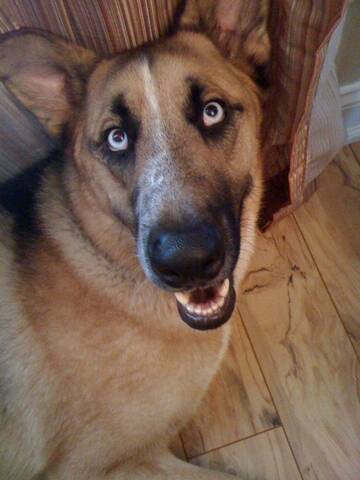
[{"xmin": 174, "ymin": 279, "xmax": 229, "ymax": 317}]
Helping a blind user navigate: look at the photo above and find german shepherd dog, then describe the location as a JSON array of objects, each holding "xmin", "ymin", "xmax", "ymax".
[{"xmin": 0, "ymin": 0, "xmax": 270, "ymax": 478}]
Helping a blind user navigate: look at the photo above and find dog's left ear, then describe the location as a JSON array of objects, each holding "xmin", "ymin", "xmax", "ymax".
[
  {"xmin": 178, "ymin": 0, "xmax": 270, "ymax": 82},
  {"xmin": 0, "ymin": 28, "xmax": 98, "ymax": 139}
]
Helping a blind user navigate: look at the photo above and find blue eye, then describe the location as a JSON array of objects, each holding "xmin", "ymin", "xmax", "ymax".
[
  {"xmin": 203, "ymin": 102, "xmax": 225, "ymax": 127},
  {"xmin": 107, "ymin": 129, "xmax": 128, "ymax": 151}
]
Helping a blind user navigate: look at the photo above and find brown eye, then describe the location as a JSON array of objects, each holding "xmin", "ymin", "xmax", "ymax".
[
  {"xmin": 107, "ymin": 129, "xmax": 128, "ymax": 151},
  {"xmin": 203, "ymin": 102, "xmax": 225, "ymax": 127}
]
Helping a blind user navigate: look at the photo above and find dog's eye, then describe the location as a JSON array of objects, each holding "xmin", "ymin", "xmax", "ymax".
[
  {"xmin": 107, "ymin": 129, "xmax": 128, "ymax": 151},
  {"xmin": 203, "ymin": 102, "xmax": 225, "ymax": 127}
]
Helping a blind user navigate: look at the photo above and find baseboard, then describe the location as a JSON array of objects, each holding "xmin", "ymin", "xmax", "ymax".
[
  {"xmin": 340, "ymin": 80, "xmax": 360, "ymax": 109},
  {"xmin": 340, "ymin": 80, "xmax": 360, "ymax": 144},
  {"xmin": 346, "ymin": 124, "xmax": 360, "ymax": 144}
]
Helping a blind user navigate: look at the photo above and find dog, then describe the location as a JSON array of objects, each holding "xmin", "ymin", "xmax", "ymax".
[{"xmin": 0, "ymin": 0, "xmax": 269, "ymax": 478}]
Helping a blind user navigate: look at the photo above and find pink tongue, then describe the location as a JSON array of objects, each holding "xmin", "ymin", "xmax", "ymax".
[{"xmin": 190, "ymin": 286, "xmax": 216, "ymax": 305}]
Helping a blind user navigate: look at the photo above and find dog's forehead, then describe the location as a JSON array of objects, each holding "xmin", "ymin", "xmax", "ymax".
[
  {"xmin": 86, "ymin": 33, "xmax": 248, "ymax": 114},
  {"xmin": 82, "ymin": 31, "xmax": 261, "ymax": 143},
  {"xmin": 90, "ymin": 48, "xmax": 193, "ymax": 104},
  {"xmin": 84, "ymin": 54, "xmax": 185, "ymax": 135}
]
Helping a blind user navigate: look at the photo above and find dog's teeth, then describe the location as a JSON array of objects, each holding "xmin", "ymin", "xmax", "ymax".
[
  {"xmin": 217, "ymin": 296, "xmax": 225, "ymax": 308},
  {"xmin": 175, "ymin": 291, "xmax": 191, "ymax": 306},
  {"xmin": 178, "ymin": 282, "xmax": 230, "ymax": 318},
  {"xmin": 210, "ymin": 306, "xmax": 218, "ymax": 314},
  {"xmin": 219, "ymin": 279, "xmax": 230, "ymax": 298},
  {"xmin": 186, "ymin": 304, "xmax": 196, "ymax": 313}
]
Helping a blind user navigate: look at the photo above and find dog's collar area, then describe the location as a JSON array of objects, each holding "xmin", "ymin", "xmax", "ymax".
[{"xmin": 175, "ymin": 278, "xmax": 236, "ymax": 330}]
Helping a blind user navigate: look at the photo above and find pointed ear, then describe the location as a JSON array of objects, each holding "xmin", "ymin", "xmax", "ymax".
[
  {"xmin": 0, "ymin": 28, "xmax": 98, "ymax": 139},
  {"xmin": 179, "ymin": 0, "xmax": 270, "ymax": 80}
]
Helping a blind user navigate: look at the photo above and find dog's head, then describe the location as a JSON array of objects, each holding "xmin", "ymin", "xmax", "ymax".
[{"xmin": 0, "ymin": 0, "xmax": 269, "ymax": 330}]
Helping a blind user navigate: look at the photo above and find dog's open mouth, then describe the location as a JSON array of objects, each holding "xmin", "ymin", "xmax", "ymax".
[{"xmin": 174, "ymin": 278, "xmax": 236, "ymax": 330}]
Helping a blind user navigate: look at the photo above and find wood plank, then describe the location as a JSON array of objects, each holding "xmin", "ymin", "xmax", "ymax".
[
  {"xmin": 295, "ymin": 146, "xmax": 360, "ymax": 357},
  {"xmin": 181, "ymin": 309, "xmax": 278, "ymax": 458},
  {"xmin": 192, "ymin": 427, "xmax": 302, "ymax": 480},
  {"xmin": 350, "ymin": 142, "xmax": 360, "ymax": 165},
  {"xmin": 238, "ymin": 217, "xmax": 360, "ymax": 480}
]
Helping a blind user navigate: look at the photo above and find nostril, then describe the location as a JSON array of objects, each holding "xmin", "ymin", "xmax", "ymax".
[
  {"xmin": 203, "ymin": 253, "xmax": 223, "ymax": 277},
  {"xmin": 203, "ymin": 255, "xmax": 217, "ymax": 271},
  {"xmin": 157, "ymin": 265, "xmax": 182, "ymax": 279}
]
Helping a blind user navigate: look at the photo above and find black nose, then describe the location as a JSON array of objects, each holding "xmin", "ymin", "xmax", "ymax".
[{"xmin": 148, "ymin": 223, "xmax": 225, "ymax": 288}]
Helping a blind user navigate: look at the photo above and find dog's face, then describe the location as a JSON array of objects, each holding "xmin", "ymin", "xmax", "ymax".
[
  {"xmin": 79, "ymin": 33, "xmax": 263, "ymax": 329},
  {"xmin": 0, "ymin": 1, "xmax": 269, "ymax": 330}
]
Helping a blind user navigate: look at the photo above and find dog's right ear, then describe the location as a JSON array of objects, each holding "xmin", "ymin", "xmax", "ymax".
[
  {"xmin": 0, "ymin": 29, "xmax": 97, "ymax": 139},
  {"xmin": 177, "ymin": 0, "xmax": 270, "ymax": 85}
]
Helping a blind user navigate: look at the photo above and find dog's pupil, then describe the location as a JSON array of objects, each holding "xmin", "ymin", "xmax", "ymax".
[
  {"xmin": 206, "ymin": 105, "xmax": 218, "ymax": 117},
  {"xmin": 113, "ymin": 130, "xmax": 125, "ymax": 142}
]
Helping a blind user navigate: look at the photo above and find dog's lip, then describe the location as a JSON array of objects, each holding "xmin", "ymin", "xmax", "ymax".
[{"xmin": 174, "ymin": 278, "xmax": 236, "ymax": 330}]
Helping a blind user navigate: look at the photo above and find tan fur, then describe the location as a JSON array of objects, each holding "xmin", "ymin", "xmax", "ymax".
[{"xmin": 0, "ymin": 1, "xmax": 267, "ymax": 478}]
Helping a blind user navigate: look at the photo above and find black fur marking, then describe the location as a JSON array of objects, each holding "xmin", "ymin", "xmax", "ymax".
[
  {"xmin": 89, "ymin": 95, "xmax": 140, "ymax": 182},
  {"xmin": 254, "ymin": 64, "xmax": 270, "ymax": 89},
  {"xmin": 110, "ymin": 95, "xmax": 140, "ymax": 145},
  {"xmin": 0, "ymin": 159, "xmax": 50, "ymax": 240},
  {"xmin": 167, "ymin": 0, "xmax": 197, "ymax": 36},
  {"xmin": 186, "ymin": 80, "xmax": 204, "ymax": 122},
  {"xmin": 167, "ymin": 0, "xmax": 210, "ymax": 37},
  {"xmin": 93, "ymin": 95, "xmax": 140, "ymax": 170},
  {"xmin": 210, "ymin": 174, "xmax": 253, "ymax": 275},
  {"xmin": 186, "ymin": 80, "xmax": 229, "ymax": 141}
]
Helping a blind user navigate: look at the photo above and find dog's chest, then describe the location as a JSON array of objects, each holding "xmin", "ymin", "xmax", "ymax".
[{"xmin": 22, "ymin": 264, "xmax": 229, "ymax": 459}]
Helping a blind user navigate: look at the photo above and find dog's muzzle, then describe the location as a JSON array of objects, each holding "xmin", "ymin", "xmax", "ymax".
[{"xmin": 146, "ymin": 222, "xmax": 236, "ymax": 330}]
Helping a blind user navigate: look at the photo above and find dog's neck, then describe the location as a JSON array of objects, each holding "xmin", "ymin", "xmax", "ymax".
[{"xmin": 39, "ymin": 160, "xmax": 183, "ymax": 332}]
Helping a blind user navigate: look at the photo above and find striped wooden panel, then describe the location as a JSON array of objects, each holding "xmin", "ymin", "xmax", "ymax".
[{"xmin": 0, "ymin": 0, "xmax": 179, "ymax": 53}]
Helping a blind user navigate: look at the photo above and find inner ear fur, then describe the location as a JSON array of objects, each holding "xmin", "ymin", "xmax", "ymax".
[
  {"xmin": 179, "ymin": 0, "xmax": 270, "ymax": 81},
  {"xmin": 0, "ymin": 28, "xmax": 98, "ymax": 139}
]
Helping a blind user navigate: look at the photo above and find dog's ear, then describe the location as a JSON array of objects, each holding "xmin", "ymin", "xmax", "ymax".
[
  {"xmin": 178, "ymin": 0, "xmax": 270, "ymax": 82},
  {"xmin": 0, "ymin": 29, "xmax": 97, "ymax": 139}
]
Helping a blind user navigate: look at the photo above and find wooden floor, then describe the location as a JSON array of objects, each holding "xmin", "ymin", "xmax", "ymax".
[{"xmin": 173, "ymin": 144, "xmax": 360, "ymax": 479}]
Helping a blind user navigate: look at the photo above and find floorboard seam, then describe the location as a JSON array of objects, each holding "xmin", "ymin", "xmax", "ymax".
[
  {"xmin": 293, "ymin": 212, "xmax": 360, "ymax": 365},
  {"xmin": 187, "ymin": 425, "xmax": 280, "ymax": 461},
  {"xmin": 236, "ymin": 303, "xmax": 306, "ymax": 480},
  {"xmin": 349, "ymin": 144, "xmax": 360, "ymax": 166}
]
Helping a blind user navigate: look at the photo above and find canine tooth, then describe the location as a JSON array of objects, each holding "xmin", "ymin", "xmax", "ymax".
[
  {"xmin": 213, "ymin": 299, "xmax": 222, "ymax": 307},
  {"xmin": 217, "ymin": 297, "xmax": 225, "ymax": 308},
  {"xmin": 194, "ymin": 305, "xmax": 202, "ymax": 315},
  {"xmin": 175, "ymin": 291, "xmax": 191, "ymax": 306},
  {"xmin": 211, "ymin": 301, "xmax": 220, "ymax": 311},
  {"xmin": 219, "ymin": 279, "xmax": 230, "ymax": 298},
  {"xmin": 186, "ymin": 304, "xmax": 196, "ymax": 313}
]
